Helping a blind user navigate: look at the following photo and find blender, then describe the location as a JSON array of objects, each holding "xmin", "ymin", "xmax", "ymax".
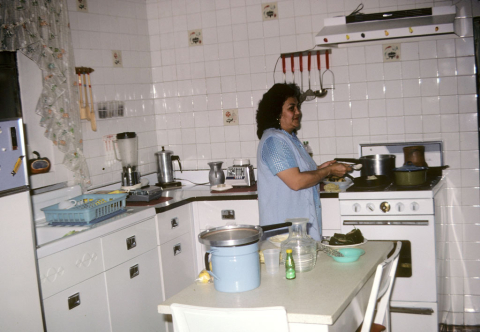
[{"xmin": 114, "ymin": 132, "xmax": 162, "ymax": 202}]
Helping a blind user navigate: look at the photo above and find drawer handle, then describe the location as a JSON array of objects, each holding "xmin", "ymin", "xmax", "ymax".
[
  {"xmin": 173, "ymin": 243, "xmax": 182, "ymax": 256},
  {"xmin": 130, "ymin": 264, "xmax": 139, "ymax": 279},
  {"xmin": 171, "ymin": 217, "xmax": 179, "ymax": 229},
  {"xmin": 68, "ymin": 293, "xmax": 81, "ymax": 310},
  {"xmin": 126, "ymin": 236, "xmax": 136, "ymax": 250}
]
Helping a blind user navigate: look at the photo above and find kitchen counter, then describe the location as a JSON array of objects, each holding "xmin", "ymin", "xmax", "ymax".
[{"xmin": 157, "ymin": 241, "xmax": 393, "ymax": 330}]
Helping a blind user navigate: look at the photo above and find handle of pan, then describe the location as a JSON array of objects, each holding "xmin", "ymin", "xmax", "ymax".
[
  {"xmin": 344, "ymin": 173, "xmax": 355, "ymax": 181},
  {"xmin": 325, "ymin": 50, "xmax": 330, "ymax": 69},
  {"xmin": 260, "ymin": 221, "xmax": 292, "ymax": 232},
  {"xmin": 334, "ymin": 158, "xmax": 360, "ymax": 163}
]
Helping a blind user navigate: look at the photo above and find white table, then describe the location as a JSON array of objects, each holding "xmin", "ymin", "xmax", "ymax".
[{"xmin": 158, "ymin": 241, "xmax": 393, "ymax": 332}]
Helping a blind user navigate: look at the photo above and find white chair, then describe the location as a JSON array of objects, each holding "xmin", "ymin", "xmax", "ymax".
[
  {"xmin": 360, "ymin": 241, "xmax": 402, "ymax": 332},
  {"xmin": 170, "ymin": 303, "xmax": 289, "ymax": 332}
]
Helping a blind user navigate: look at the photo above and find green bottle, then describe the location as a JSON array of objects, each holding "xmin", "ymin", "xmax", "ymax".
[{"xmin": 285, "ymin": 249, "xmax": 296, "ymax": 280}]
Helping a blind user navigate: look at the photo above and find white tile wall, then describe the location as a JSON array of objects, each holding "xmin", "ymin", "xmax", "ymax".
[{"xmin": 67, "ymin": 0, "xmax": 480, "ymax": 326}]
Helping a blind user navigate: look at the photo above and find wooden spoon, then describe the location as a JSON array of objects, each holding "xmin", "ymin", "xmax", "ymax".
[
  {"xmin": 75, "ymin": 67, "xmax": 87, "ymax": 119},
  {"xmin": 86, "ymin": 68, "xmax": 97, "ymax": 131},
  {"xmin": 82, "ymin": 68, "xmax": 90, "ymax": 121}
]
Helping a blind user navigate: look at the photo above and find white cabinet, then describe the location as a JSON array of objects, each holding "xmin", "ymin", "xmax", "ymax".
[
  {"xmin": 320, "ymin": 197, "xmax": 341, "ymax": 236},
  {"xmin": 106, "ymin": 248, "xmax": 165, "ymax": 332},
  {"xmin": 43, "ymin": 273, "xmax": 111, "ymax": 332}
]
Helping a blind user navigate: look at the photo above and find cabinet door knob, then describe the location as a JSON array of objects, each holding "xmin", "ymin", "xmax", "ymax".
[
  {"xmin": 126, "ymin": 235, "xmax": 136, "ymax": 250},
  {"xmin": 130, "ymin": 264, "xmax": 139, "ymax": 279},
  {"xmin": 68, "ymin": 293, "xmax": 81, "ymax": 310},
  {"xmin": 171, "ymin": 217, "xmax": 179, "ymax": 229},
  {"xmin": 173, "ymin": 243, "xmax": 182, "ymax": 256}
]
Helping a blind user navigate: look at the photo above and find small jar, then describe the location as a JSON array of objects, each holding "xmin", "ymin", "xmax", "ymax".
[{"xmin": 280, "ymin": 218, "xmax": 317, "ymax": 272}]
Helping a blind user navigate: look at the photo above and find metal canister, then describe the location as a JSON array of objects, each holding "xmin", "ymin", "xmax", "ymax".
[{"xmin": 155, "ymin": 146, "xmax": 182, "ymax": 185}]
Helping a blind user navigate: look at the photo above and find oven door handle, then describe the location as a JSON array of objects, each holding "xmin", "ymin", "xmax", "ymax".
[{"xmin": 390, "ymin": 306, "xmax": 434, "ymax": 315}]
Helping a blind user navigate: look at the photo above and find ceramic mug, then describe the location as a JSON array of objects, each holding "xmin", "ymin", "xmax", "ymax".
[{"xmin": 58, "ymin": 199, "xmax": 77, "ymax": 209}]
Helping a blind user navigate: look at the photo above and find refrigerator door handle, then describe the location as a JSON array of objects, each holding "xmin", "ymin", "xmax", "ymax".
[{"xmin": 390, "ymin": 306, "xmax": 434, "ymax": 315}]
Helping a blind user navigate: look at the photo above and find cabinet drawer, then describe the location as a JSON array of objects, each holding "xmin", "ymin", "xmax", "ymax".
[
  {"xmin": 157, "ymin": 205, "xmax": 192, "ymax": 245},
  {"xmin": 38, "ymin": 239, "xmax": 104, "ymax": 299},
  {"xmin": 43, "ymin": 273, "xmax": 111, "ymax": 332},
  {"xmin": 196, "ymin": 200, "xmax": 259, "ymax": 230},
  {"xmin": 102, "ymin": 217, "xmax": 157, "ymax": 270},
  {"xmin": 106, "ymin": 248, "xmax": 166, "ymax": 332},
  {"xmin": 160, "ymin": 232, "xmax": 195, "ymax": 299}
]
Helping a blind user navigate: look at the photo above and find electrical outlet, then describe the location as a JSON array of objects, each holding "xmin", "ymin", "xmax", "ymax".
[{"xmin": 222, "ymin": 210, "xmax": 235, "ymax": 220}]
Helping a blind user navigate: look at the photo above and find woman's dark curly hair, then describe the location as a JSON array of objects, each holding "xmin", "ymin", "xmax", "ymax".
[{"xmin": 256, "ymin": 83, "xmax": 301, "ymax": 139}]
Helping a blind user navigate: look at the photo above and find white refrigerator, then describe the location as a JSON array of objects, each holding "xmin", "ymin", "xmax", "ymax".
[{"xmin": 0, "ymin": 118, "xmax": 44, "ymax": 331}]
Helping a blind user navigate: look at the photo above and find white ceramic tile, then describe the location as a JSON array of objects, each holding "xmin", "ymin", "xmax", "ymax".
[
  {"xmin": 369, "ymin": 117, "xmax": 387, "ymax": 135},
  {"xmin": 349, "ymin": 64, "xmax": 367, "ymax": 82},
  {"xmin": 218, "ymin": 43, "xmax": 234, "ymax": 60},
  {"xmin": 350, "ymin": 82, "xmax": 368, "ymax": 101},
  {"xmin": 387, "ymin": 116, "xmax": 405, "ymax": 135},
  {"xmin": 211, "ymin": 142, "xmax": 227, "ymax": 159},
  {"xmin": 422, "ymin": 96, "xmax": 440, "ymax": 115},
  {"xmin": 352, "ymin": 118, "xmax": 370, "ymax": 136},
  {"xmin": 456, "ymin": 56, "xmax": 476, "ymax": 76},
  {"xmin": 419, "ymin": 40, "xmax": 437, "ymax": 59},
  {"xmin": 404, "ymin": 115, "xmax": 423, "ymax": 134},
  {"xmin": 232, "ymin": 24, "xmax": 248, "ymax": 42},
  {"xmin": 441, "ymin": 114, "xmax": 459, "ymax": 133},
  {"xmin": 439, "ymin": 95, "xmax": 458, "ymax": 114},
  {"xmin": 331, "ymin": 48, "xmax": 348, "ymax": 66},
  {"xmin": 366, "ymin": 81, "xmax": 385, "ymax": 99},
  {"xmin": 401, "ymin": 61, "xmax": 420, "ymax": 79},
  {"xmin": 194, "ymin": 111, "xmax": 210, "ymax": 127},
  {"xmin": 458, "ymin": 75, "xmax": 477, "ymax": 95},
  {"xmin": 402, "ymin": 79, "xmax": 420, "ymax": 97},
  {"xmin": 318, "ymin": 120, "xmax": 336, "ymax": 137},
  {"xmin": 336, "ymin": 136, "xmax": 353, "ymax": 154},
  {"xmin": 401, "ymin": 42, "xmax": 419, "ymax": 61},
  {"xmin": 222, "ymin": 93, "xmax": 237, "ymax": 109},
  {"xmin": 347, "ymin": 47, "xmax": 365, "ymax": 65},
  {"xmin": 366, "ymin": 63, "xmax": 384, "ymax": 81},
  {"xmin": 238, "ymin": 124, "xmax": 255, "ymax": 141},
  {"xmin": 420, "ymin": 78, "xmax": 439, "ymax": 97},
  {"xmin": 438, "ymin": 77, "xmax": 458, "ymax": 96},
  {"xmin": 351, "ymin": 100, "xmax": 369, "ymax": 118},
  {"xmin": 331, "ymin": 83, "xmax": 349, "ymax": 101},
  {"xmin": 386, "ymin": 98, "xmax": 403, "ymax": 116},
  {"xmin": 319, "ymin": 137, "xmax": 337, "ymax": 155},
  {"xmin": 301, "ymin": 121, "xmax": 320, "ymax": 138},
  {"xmin": 458, "ymin": 95, "xmax": 477, "ymax": 114},
  {"xmin": 459, "ymin": 113, "xmax": 478, "ymax": 132},
  {"xmin": 365, "ymin": 44, "xmax": 383, "ymax": 63},
  {"xmin": 461, "ymin": 150, "xmax": 480, "ymax": 169},
  {"xmin": 384, "ymin": 80, "xmax": 403, "ymax": 99},
  {"xmin": 455, "ymin": 38, "xmax": 475, "ymax": 57},
  {"xmin": 368, "ymin": 99, "xmax": 386, "ymax": 117},
  {"xmin": 209, "ymin": 126, "xmax": 225, "ymax": 143},
  {"xmin": 334, "ymin": 101, "xmax": 351, "ymax": 119},
  {"xmin": 437, "ymin": 38, "xmax": 456, "ymax": 58},
  {"xmin": 420, "ymin": 59, "xmax": 438, "ymax": 78},
  {"xmin": 334, "ymin": 119, "xmax": 352, "ymax": 137}
]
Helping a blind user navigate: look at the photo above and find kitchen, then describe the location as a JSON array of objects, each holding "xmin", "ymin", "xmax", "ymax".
[{"xmin": 0, "ymin": 0, "xmax": 479, "ymax": 331}]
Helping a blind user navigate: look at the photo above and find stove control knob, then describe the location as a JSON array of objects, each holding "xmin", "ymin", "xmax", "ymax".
[
  {"xmin": 411, "ymin": 202, "xmax": 420, "ymax": 211},
  {"xmin": 380, "ymin": 201, "xmax": 390, "ymax": 213},
  {"xmin": 366, "ymin": 203, "xmax": 375, "ymax": 212},
  {"xmin": 396, "ymin": 202, "xmax": 405, "ymax": 212},
  {"xmin": 353, "ymin": 203, "xmax": 361, "ymax": 213}
]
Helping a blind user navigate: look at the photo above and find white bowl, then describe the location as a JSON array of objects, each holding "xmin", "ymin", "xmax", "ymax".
[{"xmin": 323, "ymin": 177, "xmax": 353, "ymax": 191}]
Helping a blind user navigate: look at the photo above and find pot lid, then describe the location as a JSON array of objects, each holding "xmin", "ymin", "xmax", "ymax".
[
  {"xmin": 155, "ymin": 146, "xmax": 173, "ymax": 156},
  {"xmin": 394, "ymin": 161, "xmax": 427, "ymax": 172},
  {"xmin": 198, "ymin": 224, "xmax": 263, "ymax": 247}
]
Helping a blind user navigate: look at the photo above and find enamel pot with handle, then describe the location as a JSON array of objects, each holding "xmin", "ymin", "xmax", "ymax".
[
  {"xmin": 198, "ymin": 222, "xmax": 291, "ymax": 293},
  {"xmin": 392, "ymin": 161, "xmax": 428, "ymax": 186},
  {"xmin": 335, "ymin": 154, "xmax": 396, "ymax": 179}
]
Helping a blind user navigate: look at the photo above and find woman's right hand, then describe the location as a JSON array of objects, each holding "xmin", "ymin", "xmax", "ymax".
[{"xmin": 328, "ymin": 162, "xmax": 352, "ymax": 177}]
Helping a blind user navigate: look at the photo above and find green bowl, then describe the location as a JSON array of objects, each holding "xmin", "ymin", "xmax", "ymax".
[{"xmin": 332, "ymin": 248, "xmax": 365, "ymax": 263}]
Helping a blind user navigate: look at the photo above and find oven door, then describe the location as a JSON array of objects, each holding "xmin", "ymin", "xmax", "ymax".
[{"xmin": 340, "ymin": 215, "xmax": 436, "ymax": 303}]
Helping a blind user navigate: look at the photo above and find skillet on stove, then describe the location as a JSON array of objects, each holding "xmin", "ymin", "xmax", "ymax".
[{"xmin": 345, "ymin": 174, "xmax": 391, "ymax": 188}]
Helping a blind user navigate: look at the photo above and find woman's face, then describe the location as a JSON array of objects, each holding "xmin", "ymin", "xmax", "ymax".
[{"xmin": 279, "ymin": 97, "xmax": 301, "ymax": 134}]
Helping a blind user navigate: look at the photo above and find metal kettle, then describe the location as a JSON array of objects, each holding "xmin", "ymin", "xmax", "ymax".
[{"xmin": 155, "ymin": 146, "xmax": 182, "ymax": 185}]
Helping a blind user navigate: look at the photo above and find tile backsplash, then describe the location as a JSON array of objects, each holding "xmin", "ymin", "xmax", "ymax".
[{"xmin": 66, "ymin": 0, "xmax": 479, "ymax": 325}]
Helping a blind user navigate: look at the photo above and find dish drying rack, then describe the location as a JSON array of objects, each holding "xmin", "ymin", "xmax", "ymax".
[{"xmin": 41, "ymin": 194, "xmax": 127, "ymax": 226}]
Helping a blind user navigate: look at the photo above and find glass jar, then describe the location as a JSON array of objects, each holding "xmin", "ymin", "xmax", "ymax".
[{"xmin": 280, "ymin": 218, "xmax": 317, "ymax": 272}]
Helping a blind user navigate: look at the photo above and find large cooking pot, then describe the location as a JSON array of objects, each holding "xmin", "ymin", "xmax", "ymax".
[
  {"xmin": 335, "ymin": 154, "xmax": 396, "ymax": 179},
  {"xmin": 393, "ymin": 162, "xmax": 427, "ymax": 186},
  {"xmin": 198, "ymin": 222, "xmax": 291, "ymax": 293}
]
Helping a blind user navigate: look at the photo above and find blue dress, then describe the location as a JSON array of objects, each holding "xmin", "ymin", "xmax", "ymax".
[{"xmin": 257, "ymin": 128, "xmax": 322, "ymax": 241}]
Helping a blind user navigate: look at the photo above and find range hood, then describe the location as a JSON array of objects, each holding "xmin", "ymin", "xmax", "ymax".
[{"xmin": 315, "ymin": 6, "xmax": 456, "ymax": 45}]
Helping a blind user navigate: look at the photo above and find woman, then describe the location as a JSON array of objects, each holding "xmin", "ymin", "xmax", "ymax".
[{"xmin": 256, "ymin": 83, "xmax": 351, "ymax": 241}]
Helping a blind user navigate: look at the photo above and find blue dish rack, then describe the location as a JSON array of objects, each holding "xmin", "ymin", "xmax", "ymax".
[{"xmin": 42, "ymin": 193, "xmax": 127, "ymax": 226}]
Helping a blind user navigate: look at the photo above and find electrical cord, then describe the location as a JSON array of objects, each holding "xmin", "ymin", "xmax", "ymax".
[
  {"xmin": 348, "ymin": 3, "xmax": 364, "ymax": 16},
  {"xmin": 175, "ymin": 178, "xmax": 210, "ymax": 186}
]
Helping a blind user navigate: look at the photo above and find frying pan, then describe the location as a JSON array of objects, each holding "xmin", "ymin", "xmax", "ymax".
[{"xmin": 344, "ymin": 173, "xmax": 391, "ymax": 188}]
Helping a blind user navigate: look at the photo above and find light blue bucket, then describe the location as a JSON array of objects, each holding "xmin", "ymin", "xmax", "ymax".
[{"xmin": 207, "ymin": 242, "xmax": 260, "ymax": 293}]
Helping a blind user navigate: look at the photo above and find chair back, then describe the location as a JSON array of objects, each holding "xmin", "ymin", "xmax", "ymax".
[
  {"xmin": 170, "ymin": 303, "xmax": 289, "ymax": 332},
  {"xmin": 360, "ymin": 242, "xmax": 402, "ymax": 332}
]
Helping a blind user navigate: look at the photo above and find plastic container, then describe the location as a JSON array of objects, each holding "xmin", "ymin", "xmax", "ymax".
[
  {"xmin": 332, "ymin": 248, "xmax": 365, "ymax": 263},
  {"xmin": 41, "ymin": 193, "xmax": 127, "ymax": 226},
  {"xmin": 263, "ymin": 249, "xmax": 280, "ymax": 274},
  {"xmin": 280, "ymin": 218, "xmax": 317, "ymax": 272}
]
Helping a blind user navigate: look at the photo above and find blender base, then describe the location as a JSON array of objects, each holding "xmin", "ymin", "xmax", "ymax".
[{"xmin": 157, "ymin": 181, "xmax": 182, "ymax": 189}]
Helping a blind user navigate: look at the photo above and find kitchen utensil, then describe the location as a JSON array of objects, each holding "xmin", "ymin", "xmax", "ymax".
[
  {"xmin": 280, "ymin": 218, "xmax": 317, "ymax": 272},
  {"xmin": 314, "ymin": 51, "xmax": 327, "ymax": 98},
  {"xmin": 301, "ymin": 52, "xmax": 316, "ymax": 102},
  {"xmin": 114, "ymin": 132, "xmax": 140, "ymax": 187},
  {"xmin": 322, "ymin": 50, "xmax": 335, "ymax": 90},
  {"xmin": 393, "ymin": 161, "xmax": 428, "ymax": 186},
  {"xmin": 58, "ymin": 199, "xmax": 77, "ymax": 210},
  {"xmin": 346, "ymin": 174, "xmax": 391, "ymax": 188},
  {"xmin": 331, "ymin": 248, "xmax": 365, "ymax": 263},
  {"xmin": 317, "ymin": 243, "xmax": 344, "ymax": 257},
  {"xmin": 155, "ymin": 146, "xmax": 182, "ymax": 187},
  {"xmin": 208, "ymin": 161, "xmax": 225, "ymax": 186},
  {"xmin": 353, "ymin": 164, "xmax": 362, "ymax": 170},
  {"xmin": 28, "ymin": 151, "xmax": 51, "ymax": 174},
  {"xmin": 335, "ymin": 154, "xmax": 396, "ymax": 179},
  {"xmin": 281, "ymin": 54, "xmax": 286, "ymax": 83},
  {"xmin": 86, "ymin": 68, "xmax": 97, "ymax": 131},
  {"xmin": 427, "ymin": 165, "xmax": 449, "ymax": 177},
  {"xmin": 103, "ymin": 134, "xmax": 115, "ymax": 167},
  {"xmin": 291, "ymin": 54, "xmax": 295, "ymax": 83},
  {"xmin": 75, "ymin": 68, "xmax": 87, "ymax": 119},
  {"xmin": 298, "ymin": 54, "xmax": 306, "ymax": 102},
  {"xmin": 323, "ymin": 176, "xmax": 353, "ymax": 191},
  {"xmin": 225, "ymin": 159, "xmax": 256, "ymax": 187},
  {"xmin": 82, "ymin": 69, "xmax": 90, "ymax": 121},
  {"xmin": 263, "ymin": 249, "xmax": 280, "ymax": 274},
  {"xmin": 403, "ymin": 146, "xmax": 427, "ymax": 167},
  {"xmin": 199, "ymin": 222, "xmax": 291, "ymax": 293}
]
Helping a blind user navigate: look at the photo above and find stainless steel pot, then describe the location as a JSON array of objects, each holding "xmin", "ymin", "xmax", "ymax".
[
  {"xmin": 335, "ymin": 154, "xmax": 396, "ymax": 179},
  {"xmin": 155, "ymin": 146, "xmax": 182, "ymax": 185}
]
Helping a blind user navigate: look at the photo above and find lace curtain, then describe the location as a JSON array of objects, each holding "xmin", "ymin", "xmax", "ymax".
[{"xmin": 0, "ymin": 0, "xmax": 91, "ymax": 190}]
